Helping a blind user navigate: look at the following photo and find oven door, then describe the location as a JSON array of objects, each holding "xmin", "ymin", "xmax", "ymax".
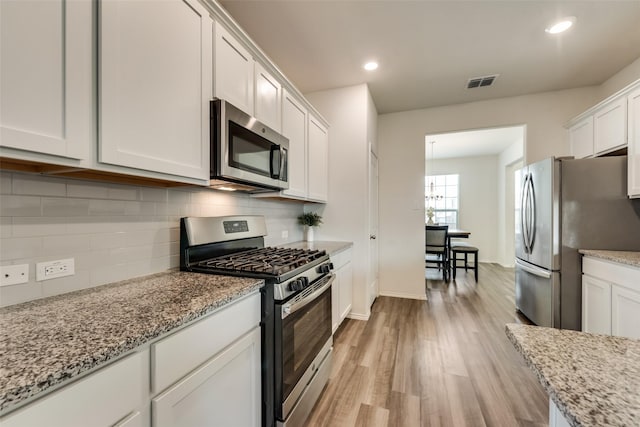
[{"xmin": 275, "ymin": 274, "xmax": 333, "ymax": 420}]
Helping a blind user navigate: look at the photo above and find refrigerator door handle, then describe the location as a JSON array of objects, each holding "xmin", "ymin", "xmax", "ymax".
[
  {"xmin": 516, "ymin": 259, "xmax": 552, "ymax": 279},
  {"xmin": 521, "ymin": 174, "xmax": 530, "ymax": 253},
  {"xmin": 527, "ymin": 175, "xmax": 536, "ymax": 252}
]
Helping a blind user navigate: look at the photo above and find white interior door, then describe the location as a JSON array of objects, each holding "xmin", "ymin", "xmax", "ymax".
[{"xmin": 369, "ymin": 149, "xmax": 379, "ymax": 306}]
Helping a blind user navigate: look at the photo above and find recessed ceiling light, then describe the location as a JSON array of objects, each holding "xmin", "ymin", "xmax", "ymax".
[
  {"xmin": 364, "ymin": 61, "xmax": 378, "ymax": 71},
  {"xmin": 545, "ymin": 16, "xmax": 576, "ymax": 34}
]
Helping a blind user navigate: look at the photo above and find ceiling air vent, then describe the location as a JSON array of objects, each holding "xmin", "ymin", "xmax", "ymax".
[{"xmin": 466, "ymin": 74, "xmax": 499, "ymax": 89}]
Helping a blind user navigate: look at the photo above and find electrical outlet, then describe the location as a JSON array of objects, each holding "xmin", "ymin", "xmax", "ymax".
[
  {"xmin": 0, "ymin": 264, "xmax": 29, "ymax": 287},
  {"xmin": 281, "ymin": 230, "xmax": 289, "ymax": 239},
  {"xmin": 36, "ymin": 258, "xmax": 75, "ymax": 281}
]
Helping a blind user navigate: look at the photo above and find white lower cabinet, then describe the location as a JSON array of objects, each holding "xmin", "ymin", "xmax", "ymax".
[
  {"xmin": 581, "ymin": 274, "xmax": 611, "ymax": 335},
  {"xmin": 582, "ymin": 256, "xmax": 640, "ymax": 340},
  {"xmin": 0, "ymin": 350, "xmax": 149, "ymax": 427},
  {"xmin": 331, "ymin": 247, "xmax": 353, "ymax": 332},
  {"xmin": 152, "ymin": 327, "xmax": 261, "ymax": 427},
  {"xmin": 549, "ymin": 399, "xmax": 571, "ymax": 427}
]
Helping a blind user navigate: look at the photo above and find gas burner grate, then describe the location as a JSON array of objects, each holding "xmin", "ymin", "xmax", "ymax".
[{"xmin": 199, "ymin": 247, "xmax": 327, "ymax": 276}]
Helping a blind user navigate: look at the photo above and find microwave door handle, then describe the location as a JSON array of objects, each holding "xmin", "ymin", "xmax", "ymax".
[
  {"xmin": 270, "ymin": 145, "xmax": 281, "ymax": 179},
  {"xmin": 280, "ymin": 147, "xmax": 287, "ymax": 181}
]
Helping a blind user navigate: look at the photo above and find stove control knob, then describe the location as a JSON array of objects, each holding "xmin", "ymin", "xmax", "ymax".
[
  {"xmin": 300, "ymin": 277, "xmax": 309, "ymax": 288},
  {"xmin": 288, "ymin": 279, "xmax": 300, "ymax": 292},
  {"xmin": 317, "ymin": 264, "xmax": 332, "ymax": 274}
]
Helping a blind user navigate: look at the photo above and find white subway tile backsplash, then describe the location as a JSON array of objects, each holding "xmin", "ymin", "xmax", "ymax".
[
  {"xmin": 107, "ymin": 184, "xmax": 138, "ymax": 201},
  {"xmin": 0, "ymin": 171, "xmax": 303, "ymax": 306},
  {"xmin": 42, "ymin": 234, "xmax": 91, "ymax": 256},
  {"xmin": 89, "ymin": 199, "xmax": 126, "ymax": 216},
  {"xmin": 0, "ymin": 195, "xmax": 42, "ymax": 216},
  {"xmin": 67, "ymin": 182, "xmax": 109, "ymax": 199},
  {"xmin": 0, "ymin": 237, "xmax": 43, "ymax": 261},
  {"xmin": 12, "ymin": 173, "xmax": 66, "ymax": 196},
  {"xmin": 0, "ymin": 282, "xmax": 43, "ymax": 307},
  {"xmin": 12, "ymin": 217, "xmax": 67, "ymax": 238},
  {"xmin": 0, "ymin": 172, "xmax": 12, "ymax": 194},
  {"xmin": 140, "ymin": 187, "xmax": 167, "ymax": 202},
  {"xmin": 42, "ymin": 197, "xmax": 90, "ymax": 217},
  {"xmin": 89, "ymin": 232, "xmax": 126, "ymax": 250},
  {"xmin": 0, "ymin": 217, "xmax": 11, "ymax": 238}
]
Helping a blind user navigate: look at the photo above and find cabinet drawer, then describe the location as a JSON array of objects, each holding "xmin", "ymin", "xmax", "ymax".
[
  {"xmin": 0, "ymin": 350, "xmax": 147, "ymax": 427},
  {"xmin": 583, "ymin": 257, "xmax": 640, "ymax": 292},
  {"xmin": 152, "ymin": 292, "xmax": 260, "ymax": 393},
  {"xmin": 331, "ymin": 247, "xmax": 352, "ymax": 270}
]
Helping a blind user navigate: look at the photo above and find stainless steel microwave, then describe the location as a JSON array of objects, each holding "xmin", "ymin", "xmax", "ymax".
[{"xmin": 210, "ymin": 99, "xmax": 289, "ymax": 193}]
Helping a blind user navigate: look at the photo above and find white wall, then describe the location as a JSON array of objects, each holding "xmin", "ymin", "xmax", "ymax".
[
  {"xmin": 378, "ymin": 87, "xmax": 598, "ymax": 298},
  {"xmin": 497, "ymin": 139, "xmax": 524, "ymax": 267},
  {"xmin": 428, "ymin": 156, "xmax": 499, "ymax": 263},
  {"xmin": 598, "ymin": 56, "xmax": 640, "ymax": 100},
  {"xmin": 0, "ymin": 171, "xmax": 303, "ymax": 307},
  {"xmin": 305, "ymin": 84, "xmax": 378, "ymax": 317}
]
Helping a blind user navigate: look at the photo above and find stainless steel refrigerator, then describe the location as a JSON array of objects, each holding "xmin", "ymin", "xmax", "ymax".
[{"xmin": 515, "ymin": 156, "xmax": 640, "ymax": 330}]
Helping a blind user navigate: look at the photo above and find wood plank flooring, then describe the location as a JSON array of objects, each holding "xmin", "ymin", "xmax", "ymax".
[{"xmin": 306, "ymin": 263, "xmax": 548, "ymax": 427}]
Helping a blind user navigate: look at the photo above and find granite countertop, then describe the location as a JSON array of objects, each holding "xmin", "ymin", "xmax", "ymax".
[
  {"xmin": 0, "ymin": 271, "xmax": 263, "ymax": 414},
  {"xmin": 505, "ymin": 323, "xmax": 640, "ymax": 427},
  {"xmin": 579, "ymin": 249, "xmax": 640, "ymax": 268},
  {"xmin": 278, "ymin": 240, "xmax": 353, "ymax": 256}
]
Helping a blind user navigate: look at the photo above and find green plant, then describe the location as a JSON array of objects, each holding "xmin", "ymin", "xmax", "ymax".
[{"xmin": 298, "ymin": 212, "xmax": 323, "ymax": 227}]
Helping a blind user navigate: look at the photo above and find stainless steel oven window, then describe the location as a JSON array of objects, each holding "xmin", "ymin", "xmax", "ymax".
[{"xmin": 280, "ymin": 285, "xmax": 332, "ymax": 401}]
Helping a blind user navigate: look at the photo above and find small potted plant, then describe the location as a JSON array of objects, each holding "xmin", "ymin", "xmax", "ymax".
[{"xmin": 298, "ymin": 212, "xmax": 323, "ymax": 242}]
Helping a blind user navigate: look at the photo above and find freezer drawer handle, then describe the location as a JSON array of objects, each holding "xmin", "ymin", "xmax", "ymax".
[{"xmin": 516, "ymin": 259, "xmax": 551, "ymax": 279}]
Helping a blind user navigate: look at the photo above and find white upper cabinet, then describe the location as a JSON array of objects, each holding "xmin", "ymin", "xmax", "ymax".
[
  {"xmin": 568, "ymin": 116, "xmax": 594, "ymax": 159},
  {"xmin": 307, "ymin": 114, "xmax": 329, "ymax": 202},
  {"xmin": 99, "ymin": 0, "xmax": 211, "ymax": 182},
  {"xmin": 254, "ymin": 63, "xmax": 282, "ymax": 132},
  {"xmin": 628, "ymin": 86, "xmax": 640, "ymax": 198},
  {"xmin": 281, "ymin": 90, "xmax": 308, "ymax": 198},
  {"xmin": 594, "ymin": 97, "xmax": 627, "ymax": 154},
  {"xmin": 214, "ymin": 23, "xmax": 254, "ymax": 116},
  {"xmin": 0, "ymin": 0, "xmax": 92, "ymax": 160}
]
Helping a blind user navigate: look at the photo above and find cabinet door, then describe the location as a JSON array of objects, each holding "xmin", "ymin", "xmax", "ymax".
[
  {"xmin": 594, "ymin": 97, "xmax": 627, "ymax": 154},
  {"xmin": 99, "ymin": 0, "xmax": 211, "ymax": 181},
  {"xmin": 611, "ymin": 284, "xmax": 640, "ymax": 339},
  {"xmin": 152, "ymin": 328, "xmax": 261, "ymax": 427},
  {"xmin": 331, "ymin": 274, "xmax": 340, "ymax": 333},
  {"xmin": 581, "ymin": 275, "xmax": 611, "ymax": 335},
  {"xmin": 214, "ymin": 24, "xmax": 254, "ymax": 116},
  {"xmin": 307, "ymin": 115, "xmax": 329, "ymax": 202},
  {"xmin": 0, "ymin": 351, "xmax": 147, "ymax": 427},
  {"xmin": 628, "ymin": 87, "xmax": 640, "ymax": 198},
  {"xmin": 549, "ymin": 398, "xmax": 571, "ymax": 427},
  {"xmin": 282, "ymin": 90, "xmax": 308, "ymax": 198},
  {"xmin": 568, "ymin": 116, "xmax": 594, "ymax": 159},
  {"xmin": 0, "ymin": 0, "xmax": 91, "ymax": 159},
  {"xmin": 254, "ymin": 63, "xmax": 282, "ymax": 132},
  {"xmin": 338, "ymin": 262, "xmax": 353, "ymax": 322}
]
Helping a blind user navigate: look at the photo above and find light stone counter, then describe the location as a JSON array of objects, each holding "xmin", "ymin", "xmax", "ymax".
[
  {"xmin": 579, "ymin": 249, "xmax": 640, "ymax": 268},
  {"xmin": 506, "ymin": 323, "xmax": 640, "ymax": 427},
  {"xmin": 0, "ymin": 271, "xmax": 263, "ymax": 414},
  {"xmin": 278, "ymin": 240, "xmax": 353, "ymax": 256}
]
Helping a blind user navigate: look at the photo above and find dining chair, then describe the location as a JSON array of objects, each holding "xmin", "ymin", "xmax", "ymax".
[{"xmin": 425, "ymin": 225, "xmax": 449, "ymax": 280}]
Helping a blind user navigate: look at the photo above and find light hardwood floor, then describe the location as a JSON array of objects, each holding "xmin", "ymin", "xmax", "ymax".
[{"xmin": 306, "ymin": 263, "xmax": 549, "ymax": 427}]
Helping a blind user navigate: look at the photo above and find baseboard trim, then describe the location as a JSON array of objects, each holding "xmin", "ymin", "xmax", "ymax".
[
  {"xmin": 346, "ymin": 312, "xmax": 370, "ymax": 321},
  {"xmin": 378, "ymin": 290, "xmax": 427, "ymax": 301}
]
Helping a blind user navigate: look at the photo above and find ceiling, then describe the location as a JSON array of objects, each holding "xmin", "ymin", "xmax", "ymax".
[
  {"xmin": 219, "ymin": 1, "xmax": 640, "ymax": 114},
  {"xmin": 426, "ymin": 126, "xmax": 524, "ymax": 160}
]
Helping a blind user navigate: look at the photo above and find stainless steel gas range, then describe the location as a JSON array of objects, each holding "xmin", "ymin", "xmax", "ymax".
[{"xmin": 180, "ymin": 215, "xmax": 334, "ymax": 427}]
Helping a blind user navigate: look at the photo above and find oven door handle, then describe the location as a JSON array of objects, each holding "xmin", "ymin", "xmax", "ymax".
[{"xmin": 282, "ymin": 274, "xmax": 335, "ymax": 319}]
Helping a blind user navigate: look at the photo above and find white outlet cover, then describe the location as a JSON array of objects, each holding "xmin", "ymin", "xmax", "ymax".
[
  {"xmin": 0, "ymin": 264, "xmax": 29, "ymax": 287},
  {"xmin": 36, "ymin": 258, "xmax": 75, "ymax": 281}
]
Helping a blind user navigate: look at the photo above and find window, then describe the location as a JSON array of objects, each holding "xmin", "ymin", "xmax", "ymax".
[{"xmin": 425, "ymin": 174, "xmax": 459, "ymax": 228}]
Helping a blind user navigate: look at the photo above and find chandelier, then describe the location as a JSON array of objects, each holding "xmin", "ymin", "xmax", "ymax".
[{"xmin": 426, "ymin": 141, "xmax": 443, "ymax": 203}]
